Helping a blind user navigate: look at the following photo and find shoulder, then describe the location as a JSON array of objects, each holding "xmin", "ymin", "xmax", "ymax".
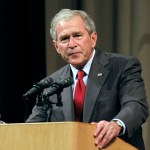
[
  {"xmin": 95, "ymin": 49, "xmax": 142, "ymax": 72},
  {"xmin": 104, "ymin": 51, "xmax": 139, "ymax": 62},
  {"xmin": 107, "ymin": 52, "xmax": 141, "ymax": 68},
  {"xmin": 46, "ymin": 64, "xmax": 71, "ymax": 82},
  {"xmin": 96, "ymin": 49, "xmax": 141, "ymax": 66}
]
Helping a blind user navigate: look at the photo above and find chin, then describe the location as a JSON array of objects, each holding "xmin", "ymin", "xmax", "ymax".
[{"xmin": 72, "ymin": 63, "xmax": 84, "ymax": 70}]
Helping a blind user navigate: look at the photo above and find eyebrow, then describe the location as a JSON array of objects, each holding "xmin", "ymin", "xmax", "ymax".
[{"xmin": 59, "ymin": 31, "xmax": 82, "ymax": 39}]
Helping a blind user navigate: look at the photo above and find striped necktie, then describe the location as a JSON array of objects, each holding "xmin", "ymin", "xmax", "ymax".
[{"xmin": 74, "ymin": 70, "xmax": 86, "ymax": 121}]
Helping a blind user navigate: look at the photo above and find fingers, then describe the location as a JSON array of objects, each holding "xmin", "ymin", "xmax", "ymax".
[
  {"xmin": 92, "ymin": 121, "xmax": 121, "ymax": 149},
  {"xmin": 0, "ymin": 113, "xmax": 5, "ymax": 124}
]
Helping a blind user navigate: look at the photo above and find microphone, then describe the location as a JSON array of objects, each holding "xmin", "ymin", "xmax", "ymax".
[
  {"xmin": 23, "ymin": 77, "xmax": 53, "ymax": 98},
  {"xmin": 44, "ymin": 76, "xmax": 73, "ymax": 97}
]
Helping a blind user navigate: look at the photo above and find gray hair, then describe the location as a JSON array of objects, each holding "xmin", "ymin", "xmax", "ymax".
[{"xmin": 50, "ymin": 9, "xmax": 96, "ymax": 40}]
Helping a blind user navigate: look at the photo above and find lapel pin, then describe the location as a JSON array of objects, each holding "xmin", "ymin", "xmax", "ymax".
[{"xmin": 97, "ymin": 73, "xmax": 103, "ymax": 76}]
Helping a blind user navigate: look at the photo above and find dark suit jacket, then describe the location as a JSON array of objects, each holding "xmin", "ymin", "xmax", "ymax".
[{"xmin": 26, "ymin": 49, "xmax": 149, "ymax": 150}]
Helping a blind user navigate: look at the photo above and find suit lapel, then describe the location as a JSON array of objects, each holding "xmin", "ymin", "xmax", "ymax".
[
  {"xmin": 61, "ymin": 86, "xmax": 75, "ymax": 121},
  {"xmin": 59, "ymin": 66, "xmax": 75, "ymax": 121},
  {"xmin": 83, "ymin": 50, "xmax": 110, "ymax": 122}
]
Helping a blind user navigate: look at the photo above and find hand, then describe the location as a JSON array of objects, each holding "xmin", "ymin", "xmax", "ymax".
[
  {"xmin": 0, "ymin": 120, "xmax": 5, "ymax": 124},
  {"xmin": 92, "ymin": 120, "xmax": 122, "ymax": 149},
  {"xmin": 0, "ymin": 113, "xmax": 5, "ymax": 124}
]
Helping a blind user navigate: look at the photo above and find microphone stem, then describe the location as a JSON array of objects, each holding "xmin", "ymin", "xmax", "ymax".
[
  {"xmin": 56, "ymin": 93, "xmax": 63, "ymax": 107},
  {"xmin": 46, "ymin": 101, "xmax": 53, "ymax": 122},
  {"xmin": 36, "ymin": 93, "xmax": 43, "ymax": 106}
]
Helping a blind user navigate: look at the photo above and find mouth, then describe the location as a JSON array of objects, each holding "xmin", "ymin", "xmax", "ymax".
[{"xmin": 68, "ymin": 51, "xmax": 81, "ymax": 56}]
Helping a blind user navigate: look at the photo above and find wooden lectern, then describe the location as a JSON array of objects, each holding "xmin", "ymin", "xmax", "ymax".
[{"xmin": 0, "ymin": 122, "xmax": 138, "ymax": 150}]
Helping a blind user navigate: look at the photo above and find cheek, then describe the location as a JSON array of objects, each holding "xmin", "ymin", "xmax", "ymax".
[
  {"xmin": 57, "ymin": 44, "xmax": 67, "ymax": 54},
  {"xmin": 58, "ymin": 47, "xmax": 69, "ymax": 61}
]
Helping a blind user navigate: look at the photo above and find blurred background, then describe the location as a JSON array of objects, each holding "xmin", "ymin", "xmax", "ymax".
[{"xmin": 0, "ymin": 0, "xmax": 150, "ymax": 149}]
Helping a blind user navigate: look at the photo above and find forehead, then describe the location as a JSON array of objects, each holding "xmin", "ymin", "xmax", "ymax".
[{"xmin": 56, "ymin": 16, "xmax": 87, "ymax": 37}]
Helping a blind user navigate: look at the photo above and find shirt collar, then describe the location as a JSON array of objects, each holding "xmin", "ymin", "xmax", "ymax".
[{"xmin": 70, "ymin": 49, "xmax": 95, "ymax": 80}]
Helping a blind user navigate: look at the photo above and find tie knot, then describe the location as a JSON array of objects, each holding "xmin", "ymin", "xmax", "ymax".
[{"xmin": 77, "ymin": 70, "xmax": 85, "ymax": 79}]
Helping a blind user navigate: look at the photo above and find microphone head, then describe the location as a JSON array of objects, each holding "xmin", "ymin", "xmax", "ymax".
[
  {"xmin": 23, "ymin": 77, "xmax": 53, "ymax": 98},
  {"xmin": 39, "ymin": 77, "xmax": 54, "ymax": 88},
  {"xmin": 43, "ymin": 76, "xmax": 73, "ymax": 97},
  {"xmin": 58, "ymin": 76, "xmax": 73, "ymax": 88}
]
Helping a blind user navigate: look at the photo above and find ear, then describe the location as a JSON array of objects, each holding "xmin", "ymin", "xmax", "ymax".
[
  {"xmin": 53, "ymin": 40, "xmax": 61, "ymax": 54},
  {"xmin": 90, "ymin": 32, "xmax": 97, "ymax": 48}
]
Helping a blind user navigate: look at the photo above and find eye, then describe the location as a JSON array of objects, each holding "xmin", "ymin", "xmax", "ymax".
[
  {"xmin": 60, "ymin": 36, "xmax": 69, "ymax": 42},
  {"xmin": 74, "ymin": 33, "xmax": 82, "ymax": 39},
  {"xmin": 75, "ymin": 33, "xmax": 81, "ymax": 37},
  {"xmin": 62, "ymin": 37, "xmax": 68, "ymax": 41},
  {"xmin": 76, "ymin": 34, "xmax": 81, "ymax": 36}
]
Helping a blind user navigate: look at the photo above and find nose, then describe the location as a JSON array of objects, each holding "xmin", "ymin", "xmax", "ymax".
[{"xmin": 68, "ymin": 36, "xmax": 76, "ymax": 48}]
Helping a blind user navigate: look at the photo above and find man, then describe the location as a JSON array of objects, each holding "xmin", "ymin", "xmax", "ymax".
[{"xmin": 26, "ymin": 9, "xmax": 149, "ymax": 149}]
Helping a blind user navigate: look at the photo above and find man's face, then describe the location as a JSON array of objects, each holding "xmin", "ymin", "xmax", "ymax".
[{"xmin": 53, "ymin": 16, "xmax": 97, "ymax": 69}]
